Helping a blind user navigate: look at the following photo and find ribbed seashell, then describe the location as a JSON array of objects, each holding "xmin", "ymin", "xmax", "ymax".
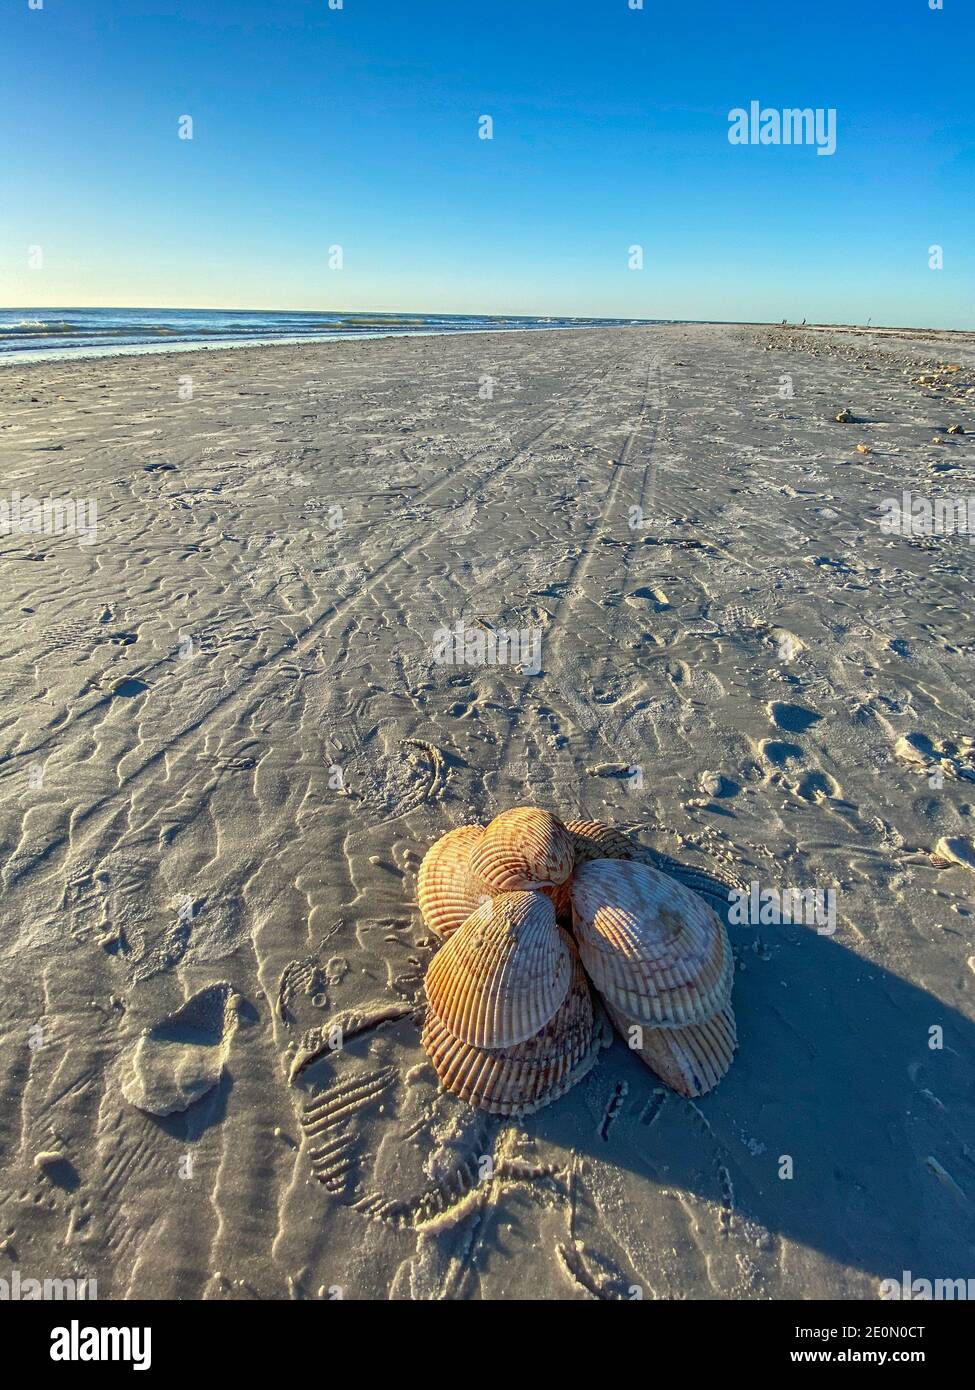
[
  {"xmin": 422, "ymin": 937, "xmax": 604, "ymax": 1115},
  {"xmin": 416, "ymin": 824, "xmax": 488, "ymax": 938},
  {"xmin": 570, "ymin": 858, "xmax": 733, "ymax": 1027},
  {"xmin": 469, "ymin": 807, "xmax": 574, "ymax": 893},
  {"xmin": 550, "ymin": 819, "xmax": 644, "ymax": 920},
  {"xmin": 605, "ymin": 999, "xmax": 737, "ymax": 1097},
  {"xmin": 424, "ymin": 891, "xmax": 571, "ymax": 1048}
]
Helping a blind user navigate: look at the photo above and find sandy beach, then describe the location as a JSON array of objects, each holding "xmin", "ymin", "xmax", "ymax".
[{"xmin": 1, "ymin": 321, "xmax": 973, "ymax": 1300}]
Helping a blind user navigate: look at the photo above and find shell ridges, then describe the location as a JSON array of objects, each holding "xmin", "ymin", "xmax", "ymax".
[
  {"xmin": 571, "ymin": 857, "xmax": 733, "ymax": 1027},
  {"xmin": 422, "ymin": 940, "xmax": 604, "ymax": 1115},
  {"xmin": 424, "ymin": 891, "xmax": 571, "ymax": 1048},
  {"xmin": 606, "ymin": 1000, "xmax": 737, "ymax": 1097},
  {"xmin": 417, "ymin": 823, "xmax": 488, "ymax": 938},
  {"xmin": 469, "ymin": 807, "xmax": 574, "ymax": 893}
]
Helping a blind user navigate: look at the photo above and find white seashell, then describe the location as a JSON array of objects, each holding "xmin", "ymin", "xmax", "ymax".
[
  {"xmin": 424, "ymin": 890, "xmax": 571, "ymax": 1048},
  {"xmin": 570, "ymin": 858, "xmax": 733, "ymax": 1027},
  {"xmin": 469, "ymin": 807, "xmax": 574, "ymax": 893},
  {"xmin": 416, "ymin": 824, "xmax": 488, "ymax": 938}
]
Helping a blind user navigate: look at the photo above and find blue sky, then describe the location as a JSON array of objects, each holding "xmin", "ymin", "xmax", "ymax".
[{"xmin": 2, "ymin": 0, "xmax": 972, "ymax": 326}]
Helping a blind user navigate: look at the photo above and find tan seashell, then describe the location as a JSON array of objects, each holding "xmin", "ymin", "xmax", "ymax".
[
  {"xmin": 550, "ymin": 820, "xmax": 645, "ymax": 919},
  {"xmin": 571, "ymin": 858, "xmax": 733, "ymax": 1027},
  {"xmin": 469, "ymin": 807, "xmax": 574, "ymax": 893},
  {"xmin": 422, "ymin": 938, "xmax": 604, "ymax": 1115},
  {"xmin": 424, "ymin": 890, "xmax": 571, "ymax": 1048},
  {"xmin": 416, "ymin": 824, "xmax": 488, "ymax": 938},
  {"xmin": 605, "ymin": 999, "xmax": 737, "ymax": 1097}
]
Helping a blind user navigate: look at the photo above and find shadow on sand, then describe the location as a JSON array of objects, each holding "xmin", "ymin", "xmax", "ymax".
[{"xmin": 533, "ymin": 915, "xmax": 975, "ymax": 1290}]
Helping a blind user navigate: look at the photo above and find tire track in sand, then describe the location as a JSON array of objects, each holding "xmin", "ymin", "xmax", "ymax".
[
  {"xmin": 480, "ymin": 351, "xmax": 666, "ymax": 784},
  {"xmin": 7, "ymin": 341, "xmax": 638, "ymax": 869}
]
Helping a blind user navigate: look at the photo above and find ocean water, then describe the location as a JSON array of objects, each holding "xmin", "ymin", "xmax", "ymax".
[{"xmin": 0, "ymin": 308, "xmax": 645, "ymax": 363}]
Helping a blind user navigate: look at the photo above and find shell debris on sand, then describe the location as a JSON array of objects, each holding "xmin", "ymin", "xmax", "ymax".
[
  {"xmin": 415, "ymin": 808, "xmax": 738, "ymax": 1109},
  {"xmin": 933, "ymin": 836, "xmax": 975, "ymax": 873}
]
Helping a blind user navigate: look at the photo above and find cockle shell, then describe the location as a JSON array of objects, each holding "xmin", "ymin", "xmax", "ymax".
[
  {"xmin": 570, "ymin": 858, "xmax": 733, "ymax": 1027},
  {"xmin": 566, "ymin": 820, "xmax": 643, "ymax": 861},
  {"xmin": 424, "ymin": 890, "xmax": 571, "ymax": 1048},
  {"xmin": 469, "ymin": 807, "xmax": 574, "ymax": 893},
  {"xmin": 422, "ymin": 938, "xmax": 603, "ymax": 1115},
  {"xmin": 550, "ymin": 819, "xmax": 646, "ymax": 920},
  {"xmin": 416, "ymin": 824, "xmax": 488, "ymax": 938},
  {"xmin": 605, "ymin": 999, "xmax": 737, "ymax": 1098}
]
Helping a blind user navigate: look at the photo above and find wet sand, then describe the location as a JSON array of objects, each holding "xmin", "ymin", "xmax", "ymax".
[{"xmin": 0, "ymin": 322, "xmax": 973, "ymax": 1299}]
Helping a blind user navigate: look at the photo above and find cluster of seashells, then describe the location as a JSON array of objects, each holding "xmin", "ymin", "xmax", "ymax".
[{"xmin": 417, "ymin": 808, "xmax": 736, "ymax": 1116}]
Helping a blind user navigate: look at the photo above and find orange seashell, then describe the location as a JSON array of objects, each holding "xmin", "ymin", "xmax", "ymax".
[
  {"xmin": 570, "ymin": 858, "xmax": 733, "ymax": 1027},
  {"xmin": 417, "ymin": 824, "xmax": 489, "ymax": 938},
  {"xmin": 605, "ymin": 999, "xmax": 737, "ymax": 1097},
  {"xmin": 422, "ymin": 936, "xmax": 603, "ymax": 1115},
  {"xmin": 469, "ymin": 807, "xmax": 574, "ymax": 893},
  {"xmin": 566, "ymin": 820, "xmax": 643, "ymax": 860},
  {"xmin": 424, "ymin": 890, "xmax": 571, "ymax": 1048},
  {"xmin": 550, "ymin": 819, "xmax": 645, "ymax": 920}
]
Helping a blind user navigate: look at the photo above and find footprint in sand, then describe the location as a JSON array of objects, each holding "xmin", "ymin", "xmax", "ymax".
[
  {"xmin": 894, "ymin": 732, "xmax": 975, "ymax": 783},
  {"xmin": 626, "ymin": 586, "xmax": 671, "ymax": 611},
  {"xmin": 759, "ymin": 739, "xmax": 804, "ymax": 769},
  {"xmin": 293, "ymin": 1003, "xmax": 506, "ymax": 1228},
  {"xmin": 768, "ymin": 702, "xmax": 821, "ymax": 735},
  {"xmin": 795, "ymin": 769, "xmax": 840, "ymax": 803},
  {"xmin": 121, "ymin": 983, "xmax": 240, "ymax": 1117}
]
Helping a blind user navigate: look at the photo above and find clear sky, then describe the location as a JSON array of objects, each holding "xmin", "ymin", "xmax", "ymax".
[{"xmin": 2, "ymin": 0, "xmax": 972, "ymax": 327}]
